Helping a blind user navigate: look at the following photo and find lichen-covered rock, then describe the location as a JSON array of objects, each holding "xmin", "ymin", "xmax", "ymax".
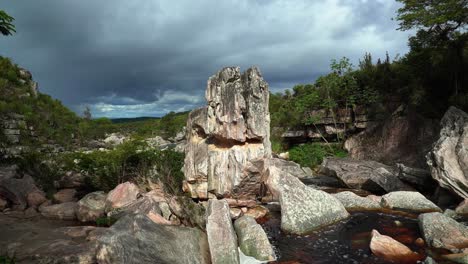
[
  {"xmin": 96, "ymin": 214, "xmax": 210, "ymax": 264},
  {"xmin": 427, "ymin": 106, "xmax": 468, "ymax": 199},
  {"xmin": 381, "ymin": 191, "xmax": 441, "ymax": 213},
  {"xmin": 265, "ymin": 158, "xmax": 349, "ymax": 234},
  {"xmin": 77, "ymin": 191, "xmax": 107, "ymax": 222},
  {"xmin": 333, "ymin": 191, "xmax": 382, "ymax": 211},
  {"xmin": 419, "ymin": 212, "xmax": 468, "ymax": 251},
  {"xmin": 206, "ymin": 199, "xmax": 239, "ymax": 264},
  {"xmin": 320, "ymin": 158, "xmax": 414, "ymax": 193},
  {"xmin": 184, "ymin": 67, "xmax": 271, "ymax": 199},
  {"xmin": 234, "ymin": 216, "xmax": 275, "ymax": 262},
  {"xmin": 40, "ymin": 202, "xmax": 78, "ymax": 220},
  {"xmin": 105, "ymin": 182, "xmax": 140, "ymax": 212}
]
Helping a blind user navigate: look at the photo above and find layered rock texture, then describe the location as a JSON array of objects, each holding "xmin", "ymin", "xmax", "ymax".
[
  {"xmin": 184, "ymin": 67, "xmax": 271, "ymax": 199},
  {"xmin": 427, "ymin": 106, "xmax": 468, "ymax": 199}
]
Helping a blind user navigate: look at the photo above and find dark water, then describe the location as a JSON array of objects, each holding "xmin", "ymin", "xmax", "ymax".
[{"xmin": 261, "ymin": 211, "xmax": 428, "ymax": 264}]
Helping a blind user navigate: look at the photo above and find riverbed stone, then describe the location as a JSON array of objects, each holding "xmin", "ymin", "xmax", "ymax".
[
  {"xmin": 265, "ymin": 160, "xmax": 349, "ymax": 234},
  {"xmin": 370, "ymin": 229, "xmax": 420, "ymax": 262},
  {"xmin": 234, "ymin": 215, "xmax": 275, "ymax": 262},
  {"xmin": 206, "ymin": 199, "xmax": 239, "ymax": 264},
  {"xmin": 77, "ymin": 191, "xmax": 107, "ymax": 222},
  {"xmin": 40, "ymin": 202, "xmax": 78, "ymax": 220},
  {"xmin": 96, "ymin": 214, "xmax": 210, "ymax": 264},
  {"xmin": 456, "ymin": 199, "xmax": 468, "ymax": 216},
  {"xmin": 53, "ymin": 188, "xmax": 77, "ymax": 203},
  {"xmin": 333, "ymin": 191, "xmax": 382, "ymax": 211},
  {"xmin": 419, "ymin": 212, "xmax": 468, "ymax": 251},
  {"xmin": 381, "ymin": 191, "xmax": 441, "ymax": 213}
]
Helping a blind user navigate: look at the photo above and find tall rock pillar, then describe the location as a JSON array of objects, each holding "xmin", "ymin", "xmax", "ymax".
[{"xmin": 183, "ymin": 67, "xmax": 271, "ymax": 199}]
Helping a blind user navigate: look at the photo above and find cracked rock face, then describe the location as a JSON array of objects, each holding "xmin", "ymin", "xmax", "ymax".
[{"xmin": 184, "ymin": 67, "xmax": 271, "ymax": 199}]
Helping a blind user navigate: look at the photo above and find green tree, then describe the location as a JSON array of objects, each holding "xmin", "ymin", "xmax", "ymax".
[{"xmin": 0, "ymin": 10, "xmax": 15, "ymax": 36}]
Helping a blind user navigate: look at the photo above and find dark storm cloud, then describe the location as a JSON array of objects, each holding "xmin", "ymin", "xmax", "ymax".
[{"xmin": 0, "ymin": 0, "xmax": 412, "ymax": 118}]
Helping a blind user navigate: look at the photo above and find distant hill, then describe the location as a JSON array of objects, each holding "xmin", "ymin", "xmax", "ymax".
[{"xmin": 111, "ymin": 117, "xmax": 160, "ymax": 124}]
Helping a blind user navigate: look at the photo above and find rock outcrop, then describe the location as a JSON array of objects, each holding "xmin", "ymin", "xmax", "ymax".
[
  {"xmin": 96, "ymin": 214, "xmax": 211, "ymax": 264},
  {"xmin": 427, "ymin": 106, "xmax": 468, "ymax": 199},
  {"xmin": 234, "ymin": 215, "xmax": 275, "ymax": 262},
  {"xmin": 0, "ymin": 170, "xmax": 46, "ymax": 210},
  {"xmin": 320, "ymin": 158, "xmax": 414, "ymax": 194},
  {"xmin": 206, "ymin": 199, "xmax": 239, "ymax": 264},
  {"xmin": 40, "ymin": 202, "xmax": 78, "ymax": 220},
  {"xmin": 344, "ymin": 105, "xmax": 439, "ymax": 167},
  {"xmin": 183, "ymin": 67, "xmax": 271, "ymax": 199}
]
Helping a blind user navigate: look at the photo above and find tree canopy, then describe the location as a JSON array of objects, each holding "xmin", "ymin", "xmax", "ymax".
[{"xmin": 0, "ymin": 10, "xmax": 15, "ymax": 36}]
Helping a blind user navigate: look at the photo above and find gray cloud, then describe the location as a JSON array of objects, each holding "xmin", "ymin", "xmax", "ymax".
[{"xmin": 0, "ymin": 0, "xmax": 412, "ymax": 118}]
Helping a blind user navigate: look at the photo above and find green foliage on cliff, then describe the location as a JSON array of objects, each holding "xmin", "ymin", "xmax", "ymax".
[
  {"xmin": 289, "ymin": 143, "xmax": 347, "ymax": 169},
  {"xmin": 59, "ymin": 140, "xmax": 184, "ymax": 192}
]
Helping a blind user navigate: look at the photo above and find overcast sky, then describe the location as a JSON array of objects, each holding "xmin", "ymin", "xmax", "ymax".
[{"xmin": 0, "ymin": 0, "xmax": 412, "ymax": 118}]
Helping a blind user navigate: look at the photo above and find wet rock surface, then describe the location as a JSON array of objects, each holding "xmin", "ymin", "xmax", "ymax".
[{"xmin": 418, "ymin": 212, "xmax": 468, "ymax": 251}]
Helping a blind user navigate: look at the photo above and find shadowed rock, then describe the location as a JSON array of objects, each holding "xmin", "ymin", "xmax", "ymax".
[{"xmin": 419, "ymin": 212, "xmax": 468, "ymax": 251}]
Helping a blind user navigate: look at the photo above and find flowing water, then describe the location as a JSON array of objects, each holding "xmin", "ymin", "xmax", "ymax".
[{"xmin": 261, "ymin": 211, "xmax": 430, "ymax": 264}]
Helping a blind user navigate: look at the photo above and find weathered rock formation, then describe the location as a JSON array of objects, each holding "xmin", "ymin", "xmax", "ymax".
[
  {"xmin": 320, "ymin": 158, "xmax": 414, "ymax": 194},
  {"xmin": 184, "ymin": 67, "xmax": 271, "ymax": 199},
  {"xmin": 370, "ymin": 229, "xmax": 420, "ymax": 263},
  {"xmin": 332, "ymin": 191, "xmax": 382, "ymax": 211},
  {"xmin": 77, "ymin": 191, "xmax": 107, "ymax": 222},
  {"xmin": 427, "ymin": 106, "xmax": 468, "ymax": 199}
]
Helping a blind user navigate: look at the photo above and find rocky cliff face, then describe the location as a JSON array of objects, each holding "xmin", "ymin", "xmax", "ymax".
[
  {"xmin": 427, "ymin": 107, "xmax": 468, "ymax": 198},
  {"xmin": 183, "ymin": 67, "xmax": 271, "ymax": 199}
]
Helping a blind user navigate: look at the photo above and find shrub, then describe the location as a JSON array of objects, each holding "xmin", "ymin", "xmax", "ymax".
[
  {"xmin": 95, "ymin": 216, "xmax": 118, "ymax": 227},
  {"xmin": 0, "ymin": 255, "xmax": 15, "ymax": 264},
  {"xmin": 289, "ymin": 143, "xmax": 347, "ymax": 169}
]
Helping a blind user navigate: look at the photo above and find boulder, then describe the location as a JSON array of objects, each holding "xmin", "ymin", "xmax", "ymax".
[
  {"xmin": 53, "ymin": 188, "xmax": 77, "ymax": 203},
  {"xmin": 168, "ymin": 196, "xmax": 206, "ymax": 229},
  {"xmin": 103, "ymin": 133, "xmax": 126, "ymax": 146},
  {"xmin": 332, "ymin": 191, "xmax": 382, "ymax": 211},
  {"xmin": 265, "ymin": 158, "xmax": 349, "ymax": 234},
  {"xmin": 105, "ymin": 182, "xmax": 140, "ymax": 212},
  {"xmin": 206, "ymin": 199, "xmax": 239, "ymax": 264},
  {"xmin": 77, "ymin": 191, "xmax": 107, "ymax": 222},
  {"xmin": 244, "ymin": 205, "xmax": 269, "ymax": 220},
  {"xmin": 456, "ymin": 199, "xmax": 468, "ymax": 216},
  {"xmin": 419, "ymin": 212, "xmax": 468, "ymax": 251},
  {"xmin": 320, "ymin": 158, "xmax": 414, "ymax": 193},
  {"xmin": 184, "ymin": 67, "xmax": 271, "ymax": 199},
  {"xmin": 234, "ymin": 216, "xmax": 275, "ymax": 262},
  {"xmin": 370, "ymin": 229, "xmax": 421, "ymax": 262},
  {"xmin": 40, "ymin": 202, "xmax": 78, "ymax": 220},
  {"xmin": 96, "ymin": 214, "xmax": 210, "ymax": 264},
  {"xmin": 381, "ymin": 191, "xmax": 441, "ymax": 213},
  {"xmin": 0, "ymin": 174, "xmax": 46, "ymax": 210},
  {"xmin": 230, "ymin": 208, "xmax": 243, "ymax": 220},
  {"xmin": 55, "ymin": 171, "xmax": 85, "ymax": 189},
  {"xmin": 0, "ymin": 197, "xmax": 7, "ymax": 211},
  {"xmin": 107, "ymin": 192, "xmax": 162, "ymax": 220},
  {"xmin": 396, "ymin": 163, "xmax": 434, "ymax": 190},
  {"xmin": 442, "ymin": 251, "xmax": 468, "ymax": 264},
  {"xmin": 427, "ymin": 106, "xmax": 468, "ymax": 199}
]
